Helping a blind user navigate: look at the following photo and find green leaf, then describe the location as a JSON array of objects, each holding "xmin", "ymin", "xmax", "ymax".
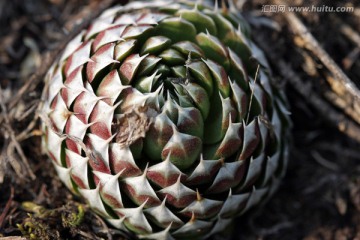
[
  {"xmin": 159, "ymin": 48, "xmax": 185, "ymax": 66},
  {"xmin": 196, "ymin": 32, "xmax": 230, "ymax": 70},
  {"xmin": 140, "ymin": 36, "xmax": 171, "ymax": 55},
  {"xmin": 176, "ymin": 8, "xmax": 217, "ymax": 35},
  {"xmin": 155, "ymin": 17, "xmax": 197, "ymax": 42},
  {"xmin": 187, "ymin": 60, "xmax": 213, "ymax": 97}
]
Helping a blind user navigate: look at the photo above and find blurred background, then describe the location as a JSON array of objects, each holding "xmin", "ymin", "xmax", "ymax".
[{"xmin": 0, "ymin": 0, "xmax": 360, "ymax": 239}]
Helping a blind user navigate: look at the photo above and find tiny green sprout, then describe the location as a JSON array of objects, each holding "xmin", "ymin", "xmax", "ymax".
[{"xmin": 62, "ymin": 204, "xmax": 85, "ymax": 227}]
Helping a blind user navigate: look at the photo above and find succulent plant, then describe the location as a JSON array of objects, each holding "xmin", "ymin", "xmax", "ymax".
[{"xmin": 41, "ymin": 0, "xmax": 291, "ymax": 239}]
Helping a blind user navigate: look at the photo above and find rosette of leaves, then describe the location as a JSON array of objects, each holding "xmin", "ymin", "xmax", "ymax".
[{"xmin": 42, "ymin": 0, "xmax": 291, "ymax": 239}]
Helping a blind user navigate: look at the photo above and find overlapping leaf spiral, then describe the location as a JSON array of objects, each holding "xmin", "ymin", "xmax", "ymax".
[{"xmin": 42, "ymin": 1, "xmax": 291, "ymax": 239}]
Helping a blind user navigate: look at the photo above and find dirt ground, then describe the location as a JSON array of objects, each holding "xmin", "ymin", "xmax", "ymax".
[{"xmin": 1, "ymin": 0, "xmax": 360, "ymax": 239}]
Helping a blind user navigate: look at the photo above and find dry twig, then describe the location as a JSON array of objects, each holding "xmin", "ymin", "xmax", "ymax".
[
  {"xmin": 331, "ymin": 15, "xmax": 360, "ymax": 48},
  {"xmin": 296, "ymin": 49, "xmax": 360, "ymax": 124},
  {"xmin": 343, "ymin": 47, "xmax": 360, "ymax": 70},
  {"xmin": 0, "ymin": 88, "xmax": 36, "ymax": 181},
  {"xmin": 330, "ymin": 15, "xmax": 360, "ymax": 70},
  {"xmin": 323, "ymin": 74, "xmax": 360, "ymax": 125},
  {"xmin": 273, "ymin": 0, "xmax": 360, "ymax": 126},
  {"xmin": 253, "ymin": 33, "xmax": 360, "ymax": 143},
  {"xmin": 0, "ymin": 186, "xmax": 14, "ymax": 228},
  {"xmin": 277, "ymin": 2, "xmax": 360, "ymax": 97}
]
